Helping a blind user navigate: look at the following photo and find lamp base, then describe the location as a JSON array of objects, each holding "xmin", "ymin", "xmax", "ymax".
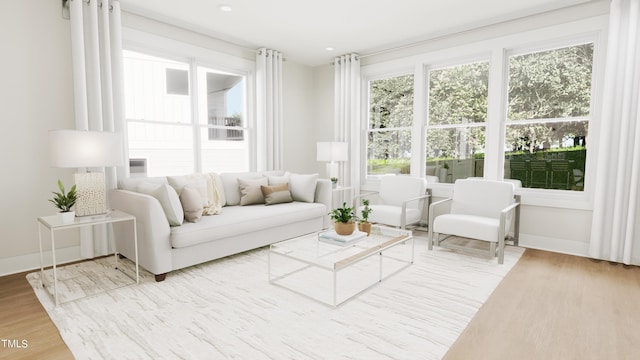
[
  {"xmin": 326, "ymin": 162, "xmax": 339, "ymax": 180},
  {"xmin": 74, "ymin": 172, "xmax": 107, "ymax": 216}
]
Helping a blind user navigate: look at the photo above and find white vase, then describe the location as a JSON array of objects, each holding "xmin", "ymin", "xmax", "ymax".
[{"xmin": 57, "ymin": 211, "xmax": 75, "ymax": 224}]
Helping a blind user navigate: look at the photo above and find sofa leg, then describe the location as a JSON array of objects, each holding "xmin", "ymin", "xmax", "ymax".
[{"xmin": 155, "ymin": 273, "xmax": 167, "ymax": 282}]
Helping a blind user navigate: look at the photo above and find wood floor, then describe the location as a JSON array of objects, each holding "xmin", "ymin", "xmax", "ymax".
[{"xmin": 1, "ymin": 249, "xmax": 639, "ymax": 359}]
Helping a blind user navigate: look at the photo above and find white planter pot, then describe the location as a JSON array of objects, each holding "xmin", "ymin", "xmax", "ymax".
[{"xmin": 57, "ymin": 211, "xmax": 75, "ymax": 224}]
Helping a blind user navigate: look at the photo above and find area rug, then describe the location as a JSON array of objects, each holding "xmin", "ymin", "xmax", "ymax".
[{"xmin": 27, "ymin": 235, "xmax": 524, "ymax": 359}]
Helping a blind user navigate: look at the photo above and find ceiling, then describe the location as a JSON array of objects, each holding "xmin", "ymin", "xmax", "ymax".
[{"xmin": 119, "ymin": 0, "xmax": 596, "ymax": 66}]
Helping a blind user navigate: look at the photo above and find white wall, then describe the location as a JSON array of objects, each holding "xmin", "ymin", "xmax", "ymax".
[{"xmin": 0, "ymin": 0, "xmax": 79, "ymax": 275}]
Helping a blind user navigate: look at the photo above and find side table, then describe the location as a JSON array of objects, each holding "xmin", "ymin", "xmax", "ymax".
[{"xmin": 37, "ymin": 210, "xmax": 138, "ymax": 306}]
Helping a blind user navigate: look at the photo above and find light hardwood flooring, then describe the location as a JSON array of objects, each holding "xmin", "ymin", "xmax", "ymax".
[
  {"xmin": 1, "ymin": 249, "xmax": 639, "ymax": 359},
  {"xmin": 444, "ymin": 249, "xmax": 640, "ymax": 360}
]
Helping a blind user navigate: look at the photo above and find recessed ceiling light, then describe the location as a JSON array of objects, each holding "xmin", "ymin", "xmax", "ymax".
[
  {"xmin": 325, "ymin": 47, "xmax": 335, "ymax": 51},
  {"xmin": 219, "ymin": 4, "xmax": 233, "ymax": 12}
]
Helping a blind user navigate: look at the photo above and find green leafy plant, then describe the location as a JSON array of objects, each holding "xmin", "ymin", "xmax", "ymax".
[
  {"xmin": 328, "ymin": 202, "xmax": 354, "ymax": 224},
  {"xmin": 359, "ymin": 199, "xmax": 373, "ymax": 223},
  {"xmin": 330, "ymin": 177, "xmax": 338, "ymax": 183},
  {"xmin": 49, "ymin": 180, "xmax": 77, "ymax": 212}
]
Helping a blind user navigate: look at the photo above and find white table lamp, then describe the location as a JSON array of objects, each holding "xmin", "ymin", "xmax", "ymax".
[
  {"xmin": 49, "ymin": 130, "xmax": 124, "ymax": 216},
  {"xmin": 316, "ymin": 142, "xmax": 348, "ymax": 180}
]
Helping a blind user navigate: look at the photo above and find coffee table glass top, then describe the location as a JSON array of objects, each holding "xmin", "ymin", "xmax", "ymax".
[{"xmin": 270, "ymin": 225, "xmax": 412, "ymax": 270}]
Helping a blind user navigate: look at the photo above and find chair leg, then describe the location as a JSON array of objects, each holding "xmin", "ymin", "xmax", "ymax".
[
  {"xmin": 498, "ymin": 242, "xmax": 504, "ymax": 264},
  {"xmin": 489, "ymin": 242, "xmax": 496, "ymax": 258}
]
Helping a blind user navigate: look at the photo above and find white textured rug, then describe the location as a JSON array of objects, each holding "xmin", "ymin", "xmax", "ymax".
[{"xmin": 27, "ymin": 235, "xmax": 524, "ymax": 359}]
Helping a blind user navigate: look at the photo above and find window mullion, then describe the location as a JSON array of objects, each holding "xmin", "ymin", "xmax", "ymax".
[
  {"xmin": 190, "ymin": 58, "xmax": 201, "ymax": 173},
  {"xmin": 411, "ymin": 63, "xmax": 425, "ymax": 178},
  {"xmin": 484, "ymin": 48, "xmax": 507, "ymax": 181}
]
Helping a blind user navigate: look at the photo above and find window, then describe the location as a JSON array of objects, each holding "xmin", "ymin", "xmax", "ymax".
[
  {"xmin": 426, "ymin": 61, "xmax": 489, "ymax": 183},
  {"xmin": 505, "ymin": 43, "xmax": 593, "ymax": 191},
  {"xmin": 197, "ymin": 67, "xmax": 248, "ymax": 173},
  {"xmin": 366, "ymin": 74, "xmax": 414, "ymax": 177},
  {"xmin": 123, "ymin": 50, "xmax": 249, "ymax": 176}
]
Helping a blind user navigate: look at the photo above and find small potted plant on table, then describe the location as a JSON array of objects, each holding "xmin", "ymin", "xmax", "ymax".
[
  {"xmin": 330, "ymin": 177, "xmax": 338, "ymax": 188},
  {"xmin": 358, "ymin": 198, "xmax": 373, "ymax": 236},
  {"xmin": 49, "ymin": 179, "xmax": 77, "ymax": 224},
  {"xmin": 329, "ymin": 202, "xmax": 355, "ymax": 235}
]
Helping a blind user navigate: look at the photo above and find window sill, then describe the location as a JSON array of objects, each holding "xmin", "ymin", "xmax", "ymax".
[{"xmin": 427, "ymin": 182, "xmax": 592, "ymax": 211}]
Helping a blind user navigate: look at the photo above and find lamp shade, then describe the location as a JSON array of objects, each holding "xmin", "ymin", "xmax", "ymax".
[
  {"xmin": 316, "ymin": 142, "xmax": 348, "ymax": 162},
  {"xmin": 49, "ymin": 129, "xmax": 124, "ymax": 168}
]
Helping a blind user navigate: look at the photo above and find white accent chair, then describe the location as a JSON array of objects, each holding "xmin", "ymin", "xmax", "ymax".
[
  {"xmin": 428, "ymin": 179, "xmax": 521, "ymax": 264},
  {"xmin": 355, "ymin": 176, "xmax": 431, "ymax": 229}
]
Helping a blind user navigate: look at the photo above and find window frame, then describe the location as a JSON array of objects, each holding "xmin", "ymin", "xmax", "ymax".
[
  {"xmin": 122, "ymin": 30, "xmax": 256, "ymax": 176},
  {"xmin": 360, "ymin": 16, "xmax": 607, "ymax": 209},
  {"xmin": 424, "ymin": 57, "xmax": 492, "ymax": 184}
]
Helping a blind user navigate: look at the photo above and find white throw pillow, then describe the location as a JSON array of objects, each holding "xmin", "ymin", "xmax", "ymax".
[
  {"xmin": 238, "ymin": 177, "xmax": 268, "ymax": 205},
  {"xmin": 136, "ymin": 183, "xmax": 184, "ymax": 226},
  {"xmin": 285, "ymin": 172, "xmax": 318, "ymax": 203}
]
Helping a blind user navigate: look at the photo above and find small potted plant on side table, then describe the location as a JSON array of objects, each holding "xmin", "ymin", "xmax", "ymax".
[
  {"xmin": 330, "ymin": 177, "xmax": 338, "ymax": 188},
  {"xmin": 49, "ymin": 179, "xmax": 77, "ymax": 224},
  {"xmin": 329, "ymin": 202, "xmax": 355, "ymax": 235},
  {"xmin": 358, "ymin": 198, "xmax": 373, "ymax": 236}
]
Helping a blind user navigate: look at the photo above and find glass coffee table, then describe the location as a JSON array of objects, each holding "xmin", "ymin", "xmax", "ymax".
[{"xmin": 269, "ymin": 225, "xmax": 413, "ymax": 307}]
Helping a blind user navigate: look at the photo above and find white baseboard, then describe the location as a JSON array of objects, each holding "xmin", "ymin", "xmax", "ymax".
[
  {"xmin": 0, "ymin": 246, "xmax": 83, "ymax": 277},
  {"xmin": 518, "ymin": 234, "xmax": 590, "ymax": 258}
]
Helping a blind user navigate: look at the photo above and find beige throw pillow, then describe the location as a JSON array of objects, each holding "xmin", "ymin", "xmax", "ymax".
[
  {"xmin": 238, "ymin": 177, "xmax": 268, "ymax": 205},
  {"xmin": 261, "ymin": 183, "xmax": 293, "ymax": 205},
  {"xmin": 167, "ymin": 175, "xmax": 208, "ymax": 207},
  {"xmin": 180, "ymin": 185, "xmax": 203, "ymax": 223}
]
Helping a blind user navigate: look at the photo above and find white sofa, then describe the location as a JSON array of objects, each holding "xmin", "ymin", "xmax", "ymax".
[{"xmin": 110, "ymin": 171, "xmax": 331, "ymax": 281}]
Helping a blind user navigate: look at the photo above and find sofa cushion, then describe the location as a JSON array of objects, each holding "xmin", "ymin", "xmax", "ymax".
[
  {"xmin": 238, "ymin": 177, "xmax": 268, "ymax": 205},
  {"xmin": 286, "ymin": 172, "xmax": 318, "ymax": 203},
  {"xmin": 136, "ymin": 182, "xmax": 184, "ymax": 226},
  {"xmin": 180, "ymin": 185, "xmax": 203, "ymax": 223},
  {"xmin": 167, "ymin": 175, "xmax": 208, "ymax": 206},
  {"xmin": 268, "ymin": 174, "xmax": 289, "ymax": 185},
  {"xmin": 261, "ymin": 183, "xmax": 293, "ymax": 205},
  {"xmin": 118, "ymin": 176, "xmax": 168, "ymax": 192},
  {"xmin": 170, "ymin": 202, "xmax": 326, "ymax": 248},
  {"xmin": 220, "ymin": 171, "xmax": 285, "ymax": 206},
  {"xmin": 220, "ymin": 172, "xmax": 263, "ymax": 206}
]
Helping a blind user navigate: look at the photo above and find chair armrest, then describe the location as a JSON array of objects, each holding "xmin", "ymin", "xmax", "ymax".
[
  {"xmin": 353, "ymin": 191, "xmax": 379, "ymax": 209},
  {"xmin": 497, "ymin": 200, "xmax": 521, "ymax": 263},
  {"xmin": 400, "ymin": 189, "xmax": 432, "ymax": 229},
  {"xmin": 428, "ymin": 197, "xmax": 452, "ymax": 250},
  {"xmin": 500, "ymin": 202, "xmax": 520, "ymax": 215}
]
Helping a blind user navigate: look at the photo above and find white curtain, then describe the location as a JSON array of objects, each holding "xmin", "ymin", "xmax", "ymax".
[
  {"xmin": 69, "ymin": 0, "xmax": 125, "ymax": 257},
  {"xmin": 334, "ymin": 54, "xmax": 361, "ymax": 189},
  {"xmin": 590, "ymin": 0, "xmax": 640, "ymax": 265},
  {"xmin": 256, "ymin": 48, "xmax": 283, "ymax": 171}
]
